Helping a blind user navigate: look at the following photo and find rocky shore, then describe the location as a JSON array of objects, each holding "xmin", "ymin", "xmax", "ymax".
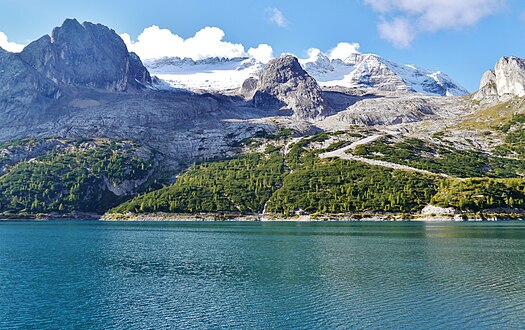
[{"xmin": 100, "ymin": 211, "xmax": 525, "ymax": 222}]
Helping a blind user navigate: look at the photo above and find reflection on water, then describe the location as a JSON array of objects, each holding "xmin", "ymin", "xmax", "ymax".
[{"xmin": 0, "ymin": 221, "xmax": 524, "ymax": 329}]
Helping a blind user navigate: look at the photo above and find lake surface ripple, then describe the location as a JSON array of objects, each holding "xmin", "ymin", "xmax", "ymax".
[{"xmin": 1, "ymin": 221, "xmax": 524, "ymax": 329}]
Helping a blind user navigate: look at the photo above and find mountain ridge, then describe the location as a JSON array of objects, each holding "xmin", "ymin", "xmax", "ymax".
[
  {"xmin": 19, "ymin": 18, "xmax": 151, "ymax": 92},
  {"xmin": 145, "ymin": 49, "xmax": 469, "ymax": 96}
]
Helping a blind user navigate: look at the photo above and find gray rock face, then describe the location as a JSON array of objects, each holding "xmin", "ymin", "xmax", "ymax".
[
  {"xmin": 20, "ymin": 19, "xmax": 151, "ymax": 91},
  {"xmin": 474, "ymin": 70, "xmax": 498, "ymax": 100},
  {"xmin": 129, "ymin": 52, "xmax": 151, "ymax": 86},
  {"xmin": 476, "ymin": 56, "xmax": 525, "ymax": 100},
  {"xmin": 252, "ymin": 55, "xmax": 329, "ymax": 120},
  {"xmin": 336, "ymin": 97, "xmax": 436, "ymax": 126},
  {"xmin": 240, "ymin": 77, "xmax": 258, "ymax": 99},
  {"xmin": 0, "ymin": 48, "xmax": 61, "ymax": 116}
]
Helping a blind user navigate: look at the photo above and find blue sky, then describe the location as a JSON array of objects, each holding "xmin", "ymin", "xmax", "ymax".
[{"xmin": 0, "ymin": 0, "xmax": 524, "ymax": 91}]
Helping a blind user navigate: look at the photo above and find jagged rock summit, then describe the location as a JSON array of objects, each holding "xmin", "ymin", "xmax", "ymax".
[
  {"xmin": 475, "ymin": 56, "xmax": 525, "ymax": 100},
  {"xmin": 252, "ymin": 54, "xmax": 330, "ymax": 120},
  {"xmin": 19, "ymin": 18, "xmax": 151, "ymax": 92}
]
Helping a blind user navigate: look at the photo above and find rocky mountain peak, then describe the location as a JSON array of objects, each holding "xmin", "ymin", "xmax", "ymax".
[
  {"xmin": 19, "ymin": 19, "xmax": 151, "ymax": 91},
  {"xmin": 495, "ymin": 56, "xmax": 525, "ymax": 97},
  {"xmin": 259, "ymin": 55, "xmax": 307, "ymax": 83},
  {"xmin": 302, "ymin": 50, "xmax": 333, "ymax": 74},
  {"xmin": 300, "ymin": 52, "xmax": 468, "ymax": 96},
  {"xmin": 252, "ymin": 54, "xmax": 330, "ymax": 120},
  {"xmin": 476, "ymin": 56, "xmax": 525, "ymax": 100}
]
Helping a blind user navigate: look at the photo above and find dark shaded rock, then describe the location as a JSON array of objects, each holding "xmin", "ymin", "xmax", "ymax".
[
  {"xmin": 0, "ymin": 49, "xmax": 61, "ymax": 108},
  {"xmin": 240, "ymin": 77, "xmax": 258, "ymax": 99},
  {"xmin": 252, "ymin": 55, "xmax": 329, "ymax": 120},
  {"xmin": 129, "ymin": 52, "xmax": 151, "ymax": 86}
]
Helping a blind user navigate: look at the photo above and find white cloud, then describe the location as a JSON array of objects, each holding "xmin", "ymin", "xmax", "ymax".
[
  {"xmin": 364, "ymin": 0, "xmax": 505, "ymax": 47},
  {"xmin": 0, "ymin": 32, "xmax": 25, "ymax": 52},
  {"xmin": 304, "ymin": 48, "xmax": 322, "ymax": 62},
  {"xmin": 247, "ymin": 44, "xmax": 274, "ymax": 64},
  {"xmin": 328, "ymin": 42, "xmax": 361, "ymax": 60},
  {"xmin": 302, "ymin": 42, "xmax": 362, "ymax": 63},
  {"xmin": 377, "ymin": 18, "xmax": 415, "ymax": 48},
  {"xmin": 267, "ymin": 8, "xmax": 288, "ymax": 28},
  {"xmin": 122, "ymin": 25, "xmax": 249, "ymax": 60}
]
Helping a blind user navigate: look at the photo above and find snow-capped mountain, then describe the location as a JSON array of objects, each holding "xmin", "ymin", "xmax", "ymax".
[
  {"xmin": 145, "ymin": 52, "xmax": 469, "ymax": 96},
  {"xmin": 144, "ymin": 57, "xmax": 263, "ymax": 92},
  {"xmin": 300, "ymin": 51, "xmax": 469, "ymax": 96}
]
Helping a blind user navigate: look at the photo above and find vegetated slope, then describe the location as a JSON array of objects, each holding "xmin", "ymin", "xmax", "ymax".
[
  {"xmin": 0, "ymin": 138, "xmax": 159, "ymax": 215},
  {"xmin": 351, "ymin": 136, "xmax": 525, "ymax": 178},
  {"xmin": 494, "ymin": 112, "xmax": 525, "ymax": 158},
  {"xmin": 108, "ymin": 134, "xmax": 432, "ymax": 216},
  {"xmin": 264, "ymin": 158, "xmax": 438, "ymax": 214},
  {"xmin": 110, "ymin": 151, "xmax": 287, "ymax": 214},
  {"xmin": 431, "ymin": 178, "xmax": 525, "ymax": 211},
  {"xmin": 109, "ymin": 130, "xmax": 525, "ymax": 217}
]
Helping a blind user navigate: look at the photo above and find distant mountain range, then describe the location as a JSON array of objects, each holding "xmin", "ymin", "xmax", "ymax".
[{"xmin": 145, "ymin": 51, "xmax": 469, "ymax": 96}]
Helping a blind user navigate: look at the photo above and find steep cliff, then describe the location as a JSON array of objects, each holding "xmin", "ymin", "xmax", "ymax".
[{"xmin": 252, "ymin": 55, "xmax": 330, "ymax": 120}]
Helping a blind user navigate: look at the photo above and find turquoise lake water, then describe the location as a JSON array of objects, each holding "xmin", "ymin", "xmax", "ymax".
[{"xmin": 0, "ymin": 221, "xmax": 524, "ymax": 329}]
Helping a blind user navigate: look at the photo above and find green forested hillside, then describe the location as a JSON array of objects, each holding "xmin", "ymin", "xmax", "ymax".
[
  {"xmin": 110, "ymin": 132, "xmax": 525, "ymax": 217},
  {"xmin": 110, "ymin": 151, "xmax": 287, "ymax": 214},
  {"xmin": 352, "ymin": 137, "xmax": 525, "ymax": 178},
  {"xmin": 0, "ymin": 139, "xmax": 157, "ymax": 214},
  {"xmin": 265, "ymin": 159, "xmax": 438, "ymax": 214},
  {"xmin": 431, "ymin": 178, "xmax": 525, "ymax": 211},
  {"xmin": 4, "ymin": 130, "xmax": 525, "ymax": 218}
]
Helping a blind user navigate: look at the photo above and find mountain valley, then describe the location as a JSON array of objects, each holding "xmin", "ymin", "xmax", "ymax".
[{"xmin": 2, "ymin": 19, "xmax": 525, "ymax": 220}]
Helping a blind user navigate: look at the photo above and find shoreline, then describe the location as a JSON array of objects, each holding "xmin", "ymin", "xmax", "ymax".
[
  {"xmin": 2, "ymin": 211, "xmax": 525, "ymax": 222},
  {"xmin": 100, "ymin": 211, "xmax": 525, "ymax": 222}
]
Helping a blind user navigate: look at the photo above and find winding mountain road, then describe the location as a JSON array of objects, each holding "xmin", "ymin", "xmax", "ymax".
[{"xmin": 319, "ymin": 135, "xmax": 450, "ymax": 178}]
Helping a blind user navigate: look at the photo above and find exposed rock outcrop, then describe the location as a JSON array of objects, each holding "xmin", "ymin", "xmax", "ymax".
[
  {"xmin": 240, "ymin": 77, "xmax": 258, "ymax": 99},
  {"xmin": 19, "ymin": 18, "xmax": 151, "ymax": 91},
  {"xmin": 495, "ymin": 56, "xmax": 525, "ymax": 97},
  {"xmin": 336, "ymin": 96, "xmax": 438, "ymax": 126},
  {"xmin": 252, "ymin": 55, "xmax": 330, "ymax": 120},
  {"xmin": 475, "ymin": 70, "xmax": 498, "ymax": 100},
  {"xmin": 475, "ymin": 56, "xmax": 525, "ymax": 100},
  {"xmin": 329, "ymin": 92, "xmax": 470, "ymax": 127}
]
